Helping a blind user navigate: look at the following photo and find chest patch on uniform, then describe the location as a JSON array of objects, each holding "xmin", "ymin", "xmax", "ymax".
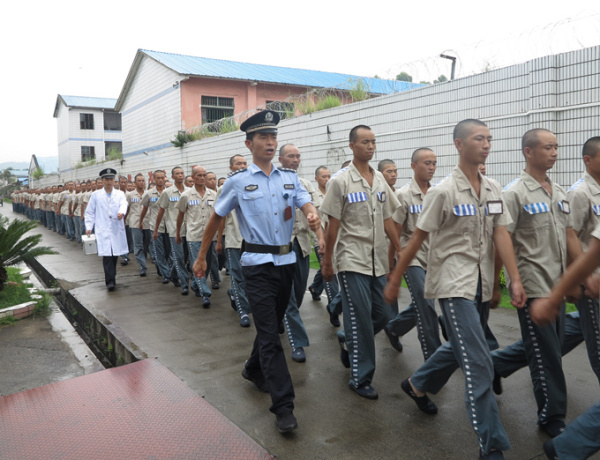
[
  {"xmin": 486, "ymin": 200, "xmax": 503, "ymax": 215},
  {"xmin": 207, "ymin": 200, "xmax": 214, "ymax": 207},
  {"xmin": 150, "ymin": 197, "xmax": 159, "ymax": 202},
  {"xmin": 409, "ymin": 204, "xmax": 423, "ymax": 214},
  {"xmin": 558, "ymin": 200, "xmax": 571, "ymax": 214},
  {"xmin": 453, "ymin": 204, "xmax": 477, "ymax": 216},
  {"xmin": 523, "ymin": 202, "xmax": 549, "ymax": 214},
  {"xmin": 131, "ymin": 198, "xmax": 140, "ymax": 203},
  {"xmin": 377, "ymin": 191, "xmax": 386, "ymax": 202},
  {"xmin": 169, "ymin": 196, "xmax": 180, "ymax": 202},
  {"xmin": 245, "ymin": 185, "xmax": 258, "ymax": 191},
  {"xmin": 189, "ymin": 200, "xmax": 199, "ymax": 206},
  {"xmin": 346, "ymin": 192, "xmax": 368, "ymax": 203},
  {"xmin": 284, "ymin": 184, "xmax": 295, "ymax": 190},
  {"xmin": 593, "ymin": 205, "xmax": 600, "ymax": 215}
]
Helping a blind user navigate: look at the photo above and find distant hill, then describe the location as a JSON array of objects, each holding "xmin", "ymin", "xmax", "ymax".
[{"xmin": 0, "ymin": 161, "xmax": 29, "ymax": 170}]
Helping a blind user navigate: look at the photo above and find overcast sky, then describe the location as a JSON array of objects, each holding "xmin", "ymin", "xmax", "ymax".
[{"xmin": 1, "ymin": 0, "xmax": 599, "ymax": 165}]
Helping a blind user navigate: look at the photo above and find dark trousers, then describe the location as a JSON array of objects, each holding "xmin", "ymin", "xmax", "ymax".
[
  {"xmin": 102, "ymin": 256, "xmax": 118, "ymax": 286},
  {"xmin": 243, "ymin": 262, "xmax": 296, "ymax": 415}
]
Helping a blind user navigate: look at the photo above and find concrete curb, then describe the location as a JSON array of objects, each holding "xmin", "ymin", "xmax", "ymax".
[{"xmin": 27, "ymin": 257, "xmax": 147, "ymax": 368}]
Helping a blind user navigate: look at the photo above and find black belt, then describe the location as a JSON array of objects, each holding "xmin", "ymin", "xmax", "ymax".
[{"xmin": 242, "ymin": 241, "xmax": 293, "ymax": 255}]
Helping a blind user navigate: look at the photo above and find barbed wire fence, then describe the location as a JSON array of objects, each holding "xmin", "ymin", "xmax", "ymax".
[{"xmin": 173, "ymin": 13, "xmax": 600, "ymax": 148}]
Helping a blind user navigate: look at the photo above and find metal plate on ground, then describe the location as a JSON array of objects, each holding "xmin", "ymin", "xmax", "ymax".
[{"xmin": 0, "ymin": 358, "xmax": 272, "ymax": 460}]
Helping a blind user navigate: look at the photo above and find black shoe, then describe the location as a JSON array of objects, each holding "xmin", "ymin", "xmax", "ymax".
[
  {"xmin": 275, "ymin": 411, "xmax": 298, "ymax": 433},
  {"xmin": 212, "ymin": 282, "xmax": 220, "ymax": 290},
  {"xmin": 162, "ymin": 277, "xmax": 170, "ymax": 284},
  {"xmin": 337, "ymin": 335, "xmax": 350, "ymax": 368},
  {"xmin": 240, "ymin": 315, "xmax": 250, "ymax": 328},
  {"xmin": 439, "ymin": 315, "xmax": 448, "ymax": 341},
  {"xmin": 329, "ymin": 310, "xmax": 340, "ymax": 327},
  {"xmin": 181, "ymin": 287, "xmax": 189, "ymax": 296},
  {"xmin": 493, "ymin": 372, "xmax": 503, "ymax": 395},
  {"xmin": 242, "ymin": 368, "xmax": 269, "ymax": 393},
  {"xmin": 107, "ymin": 281, "xmax": 115, "ymax": 292},
  {"xmin": 479, "ymin": 449, "xmax": 504, "ymax": 460},
  {"xmin": 401, "ymin": 378, "xmax": 438, "ymax": 414},
  {"xmin": 291, "ymin": 347, "xmax": 306, "ymax": 363},
  {"xmin": 543, "ymin": 439, "xmax": 558, "ymax": 459},
  {"xmin": 349, "ymin": 382, "xmax": 378, "ymax": 400},
  {"xmin": 540, "ymin": 420, "xmax": 566, "ymax": 438},
  {"xmin": 309, "ymin": 286, "xmax": 321, "ymax": 301},
  {"xmin": 120, "ymin": 259, "xmax": 128, "ymax": 266},
  {"xmin": 140, "ymin": 270, "xmax": 147, "ymax": 277},
  {"xmin": 172, "ymin": 278, "xmax": 181, "ymax": 287},
  {"xmin": 384, "ymin": 324, "xmax": 403, "ymax": 352},
  {"xmin": 192, "ymin": 286, "xmax": 201, "ymax": 297},
  {"xmin": 202, "ymin": 296, "xmax": 211, "ymax": 308}
]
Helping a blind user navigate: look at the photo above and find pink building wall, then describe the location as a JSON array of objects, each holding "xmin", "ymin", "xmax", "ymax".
[{"xmin": 180, "ymin": 78, "xmax": 311, "ymax": 130}]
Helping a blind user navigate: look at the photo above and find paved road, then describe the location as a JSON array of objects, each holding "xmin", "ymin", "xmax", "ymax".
[{"xmin": 2, "ymin": 205, "xmax": 599, "ymax": 459}]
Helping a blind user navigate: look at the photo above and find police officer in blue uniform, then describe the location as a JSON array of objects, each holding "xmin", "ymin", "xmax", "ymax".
[{"xmin": 192, "ymin": 110, "xmax": 324, "ymax": 433}]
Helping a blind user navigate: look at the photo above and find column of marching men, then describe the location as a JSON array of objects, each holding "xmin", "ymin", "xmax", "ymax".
[{"xmin": 9, "ymin": 116, "xmax": 600, "ymax": 460}]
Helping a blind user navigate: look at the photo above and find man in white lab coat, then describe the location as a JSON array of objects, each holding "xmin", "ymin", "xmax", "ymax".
[{"xmin": 85, "ymin": 168, "xmax": 129, "ymax": 291}]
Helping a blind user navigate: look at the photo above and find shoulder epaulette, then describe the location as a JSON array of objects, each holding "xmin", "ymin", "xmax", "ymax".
[
  {"xmin": 330, "ymin": 166, "xmax": 350, "ymax": 181},
  {"xmin": 503, "ymin": 177, "xmax": 521, "ymax": 191},
  {"xmin": 568, "ymin": 177, "xmax": 584, "ymax": 192},
  {"xmin": 277, "ymin": 167, "xmax": 297, "ymax": 173},
  {"xmin": 227, "ymin": 168, "xmax": 248, "ymax": 178},
  {"xmin": 432, "ymin": 173, "xmax": 452, "ymax": 187}
]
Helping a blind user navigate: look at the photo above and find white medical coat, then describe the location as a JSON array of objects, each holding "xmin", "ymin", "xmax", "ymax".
[{"xmin": 84, "ymin": 188, "xmax": 129, "ymax": 257}]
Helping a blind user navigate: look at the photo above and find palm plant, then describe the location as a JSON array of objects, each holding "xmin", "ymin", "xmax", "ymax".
[{"xmin": 0, "ymin": 216, "xmax": 57, "ymax": 291}]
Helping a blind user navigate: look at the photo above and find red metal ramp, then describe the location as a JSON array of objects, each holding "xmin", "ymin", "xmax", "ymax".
[{"xmin": 0, "ymin": 358, "xmax": 272, "ymax": 460}]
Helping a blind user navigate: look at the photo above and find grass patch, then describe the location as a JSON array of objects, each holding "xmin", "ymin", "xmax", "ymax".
[{"xmin": 0, "ymin": 267, "xmax": 32, "ymax": 309}]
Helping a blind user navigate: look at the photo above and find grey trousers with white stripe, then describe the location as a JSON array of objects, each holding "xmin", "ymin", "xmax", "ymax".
[
  {"xmin": 411, "ymin": 292, "xmax": 511, "ymax": 454},
  {"xmin": 492, "ymin": 299, "xmax": 566, "ymax": 425},
  {"xmin": 338, "ymin": 271, "xmax": 391, "ymax": 388}
]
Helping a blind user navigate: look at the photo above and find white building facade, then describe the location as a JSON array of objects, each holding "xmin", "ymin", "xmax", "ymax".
[{"xmin": 53, "ymin": 95, "xmax": 122, "ymax": 172}]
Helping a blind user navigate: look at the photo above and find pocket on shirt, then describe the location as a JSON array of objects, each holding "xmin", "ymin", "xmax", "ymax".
[{"xmin": 241, "ymin": 192, "xmax": 266, "ymax": 215}]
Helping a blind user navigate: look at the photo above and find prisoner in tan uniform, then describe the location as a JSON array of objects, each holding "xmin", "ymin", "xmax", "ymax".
[
  {"xmin": 176, "ymin": 165, "xmax": 216, "ymax": 307},
  {"xmin": 321, "ymin": 125, "xmax": 401, "ymax": 400},
  {"xmin": 492, "ymin": 128, "xmax": 583, "ymax": 439},
  {"xmin": 384, "ymin": 148, "xmax": 441, "ymax": 360},
  {"xmin": 385, "ymin": 119, "xmax": 526, "ymax": 460},
  {"xmin": 127, "ymin": 174, "xmax": 148, "ymax": 276},
  {"xmin": 140, "ymin": 170, "xmax": 169, "ymax": 280}
]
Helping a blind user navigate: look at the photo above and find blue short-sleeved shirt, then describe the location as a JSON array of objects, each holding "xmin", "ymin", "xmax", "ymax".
[{"xmin": 214, "ymin": 162, "xmax": 312, "ymax": 266}]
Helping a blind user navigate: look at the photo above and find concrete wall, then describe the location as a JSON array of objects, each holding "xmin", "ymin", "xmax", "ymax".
[{"xmin": 40, "ymin": 45, "xmax": 600, "ymax": 190}]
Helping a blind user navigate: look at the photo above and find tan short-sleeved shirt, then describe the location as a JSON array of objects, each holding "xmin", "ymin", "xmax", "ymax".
[
  {"xmin": 417, "ymin": 166, "xmax": 510, "ymax": 302},
  {"xmin": 73, "ymin": 193, "xmax": 82, "ymax": 217},
  {"xmin": 320, "ymin": 163, "xmax": 400, "ymax": 277},
  {"xmin": 141, "ymin": 188, "xmax": 166, "ymax": 233},
  {"xmin": 592, "ymin": 223, "xmax": 600, "ymax": 242},
  {"xmin": 503, "ymin": 170, "xmax": 572, "ymax": 298},
  {"xmin": 310, "ymin": 188, "xmax": 326, "ymax": 247},
  {"xmin": 216, "ymin": 186, "xmax": 243, "ymax": 250},
  {"xmin": 393, "ymin": 179, "xmax": 431, "ymax": 270},
  {"xmin": 291, "ymin": 177, "xmax": 314, "ymax": 257},
  {"xmin": 58, "ymin": 190, "xmax": 72, "ymax": 214},
  {"xmin": 567, "ymin": 171, "xmax": 600, "ymax": 251},
  {"xmin": 126, "ymin": 190, "xmax": 145, "ymax": 228},
  {"xmin": 158, "ymin": 185, "xmax": 188, "ymax": 235},
  {"xmin": 176, "ymin": 187, "xmax": 217, "ymax": 242}
]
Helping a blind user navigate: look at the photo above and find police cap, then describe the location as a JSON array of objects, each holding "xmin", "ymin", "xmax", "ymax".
[
  {"xmin": 240, "ymin": 110, "xmax": 279, "ymax": 134},
  {"xmin": 99, "ymin": 168, "xmax": 118, "ymax": 179}
]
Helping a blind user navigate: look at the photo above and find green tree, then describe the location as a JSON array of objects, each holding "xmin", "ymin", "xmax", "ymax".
[
  {"xmin": 396, "ymin": 72, "xmax": 413, "ymax": 82},
  {"xmin": 434, "ymin": 74, "xmax": 448, "ymax": 84},
  {"xmin": 0, "ymin": 216, "xmax": 57, "ymax": 291}
]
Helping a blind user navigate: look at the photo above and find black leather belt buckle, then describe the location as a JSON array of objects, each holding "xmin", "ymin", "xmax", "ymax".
[{"xmin": 279, "ymin": 244, "xmax": 291, "ymax": 255}]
